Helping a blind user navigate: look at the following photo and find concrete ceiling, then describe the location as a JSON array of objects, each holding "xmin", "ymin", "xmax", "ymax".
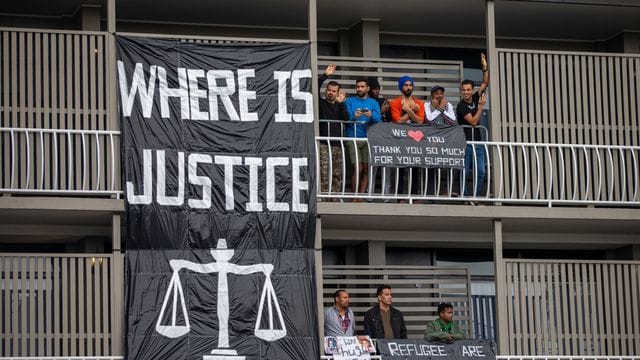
[{"xmin": 2, "ymin": 0, "xmax": 640, "ymax": 42}]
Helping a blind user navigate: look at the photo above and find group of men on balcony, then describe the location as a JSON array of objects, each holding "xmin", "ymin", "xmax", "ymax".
[
  {"xmin": 324, "ymin": 287, "xmax": 465, "ymax": 348},
  {"xmin": 318, "ymin": 54, "xmax": 489, "ymax": 201}
]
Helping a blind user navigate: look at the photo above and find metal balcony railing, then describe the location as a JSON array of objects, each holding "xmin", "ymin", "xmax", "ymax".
[
  {"xmin": 316, "ymin": 121, "xmax": 640, "ymax": 206},
  {"xmin": 0, "ymin": 254, "xmax": 120, "ymax": 357},
  {"xmin": 0, "ymin": 127, "xmax": 122, "ymax": 196}
]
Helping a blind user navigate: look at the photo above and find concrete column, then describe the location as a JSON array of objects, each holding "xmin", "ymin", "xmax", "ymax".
[
  {"xmin": 314, "ymin": 216, "xmax": 325, "ymax": 348},
  {"xmin": 107, "ymin": 0, "xmax": 115, "ymax": 33},
  {"xmin": 338, "ymin": 29, "xmax": 350, "ymax": 56},
  {"xmin": 106, "ymin": 0, "xmax": 118, "ymax": 132},
  {"xmin": 486, "ymin": 0, "xmax": 499, "ymax": 141},
  {"xmin": 493, "ymin": 219, "xmax": 509, "ymax": 355},
  {"xmin": 623, "ymin": 32, "xmax": 640, "ymax": 53},
  {"xmin": 367, "ymin": 240, "xmax": 386, "ymax": 265},
  {"xmin": 486, "ymin": 0, "xmax": 501, "ymax": 201},
  {"xmin": 111, "ymin": 213, "xmax": 124, "ymax": 356},
  {"xmin": 309, "ymin": 0, "xmax": 319, "ymax": 136},
  {"xmin": 347, "ymin": 19, "xmax": 380, "ymax": 58},
  {"xmin": 77, "ymin": 4, "xmax": 101, "ymax": 31},
  {"xmin": 605, "ymin": 31, "xmax": 640, "ymax": 54}
]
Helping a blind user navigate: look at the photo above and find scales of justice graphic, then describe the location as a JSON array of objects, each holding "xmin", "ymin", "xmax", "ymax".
[{"xmin": 155, "ymin": 238, "xmax": 287, "ymax": 360}]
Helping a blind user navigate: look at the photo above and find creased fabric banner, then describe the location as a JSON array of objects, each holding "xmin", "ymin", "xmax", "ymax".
[
  {"xmin": 376, "ymin": 339, "xmax": 495, "ymax": 360},
  {"xmin": 368, "ymin": 123, "xmax": 467, "ymax": 169},
  {"xmin": 117, "ymin": 35, "xmax": 317, "ymax": 360}
]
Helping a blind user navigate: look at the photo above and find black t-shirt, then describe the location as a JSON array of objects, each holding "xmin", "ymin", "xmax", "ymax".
[
  {"xmin": 318, "ymin": 73, "xmax": 347, "ymax": 138},
  {"xmin": 318, "ymin": 99, "xmax": 347, "ymax": 137},
  {"xmin": 456, "ymin": 91, "xmax": 483, "ymax": 141}
]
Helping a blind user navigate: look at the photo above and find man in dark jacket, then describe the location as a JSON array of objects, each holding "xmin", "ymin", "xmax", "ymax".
[{"xmin": 363, "ymin": 285, "xmax": 407, "ymax": 339}]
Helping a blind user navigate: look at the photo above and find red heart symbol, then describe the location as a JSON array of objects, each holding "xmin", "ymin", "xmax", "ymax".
[{"xmin": 407, "ymin": 130, "xmax": 424, "ymax": 142}]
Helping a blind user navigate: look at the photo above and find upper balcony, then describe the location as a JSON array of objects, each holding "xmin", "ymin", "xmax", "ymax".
[{"xmin": 0, "ymin": 27, "xmax": 639, "ymax": 214}]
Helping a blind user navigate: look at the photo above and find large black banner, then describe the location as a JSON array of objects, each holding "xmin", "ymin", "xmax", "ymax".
[
  {"xmin": 117, "ymin": 36, "xmax": 317, "ymax": 360},
  {"xmin": 376, "ymin": 339, "xmax": 495, "ymax": 360},
  {"xmin": 368, "ymin": 123, "xmax": 466, "ymax": 169}
]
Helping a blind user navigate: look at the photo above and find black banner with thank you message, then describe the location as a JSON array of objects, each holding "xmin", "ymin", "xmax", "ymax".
[
  {"xmin": 368, "ymin": 123, "xmax": 466, "ymax": 169},
  {"xmin": 117, "ymin": 35, "xmax": 317, "ymax": 360}
]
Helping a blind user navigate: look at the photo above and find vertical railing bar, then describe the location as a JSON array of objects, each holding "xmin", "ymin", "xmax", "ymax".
[
  {"xmin": 327, "ymin": 139, "xmax": 333, "ymax": 195},
  {"xmin": 10, "ymin": 129, "xmax": 15, "ymax": 189},
  {"xmin": 607, "ymin": 148, "xmax": 614, "ymax": 202},
  {"xmin": 353, "ymin": 139, "xmax": 359, "ymax": 198},
  {"xmin": 367, "ymin": 139, "xmax": 373, "ymax": 198},
  {"xmin": 471, "ymin": 144, "xmax": 477, "ymax": 197},
  {"xmin": 436, "ymin": 168, "xmax": 442, "ymax": 198},
  {"xmin": 484, "ymin": 143, "xmax": 491, "ymax": 199},
  {"xmin": 509, "ymin": 145, "xmax": 516, "ymax": 199},
  {"xmin": 67, "ymin": 132, "xmax": 72, "ymax": 190},
  {"xmin": 95, "ymin": 133, "xmax": 101, "ymax": 191},
  {"xmin": 340, "ymin": 139, "xmax": 346, "ymax": 196},
  {"xmin": 545, "ymin": 146, "xmax": 554, "ymax": 201},
  {"xmin": 571, "ymin": 146, "xmax": 578, "ymax": 200},
  {"xmin": 631, "ymin": 150, "xmax": 638, "ymax": 201},
  {"xmin": 461, "ymin": 153, "xmax": 467, "ymax": 197},
  {"xmin": 109, "ymin": 133, "xmax": 115, "ymax": 192},
  {"xmin": 534, "ymin": 145, "xmax": 541, "ymax": 200},
  {"xmin": 448, "ymin": 168, "xmax": 453, "ymax": 198},
  {"xmin": 39, "ymin": 131, "xmax": 45, "ymax": 190},
  {"xmin": 559, "ymin": 147, "xmax": 566, "ymax": 200},
  {"xmin": 423, "ymin": 167, "xmax": 429, "ymax": 198},
  {"xmin": 596, "ymin": 148, "xmax": 603, "ymax": 201},
  {"xmin": 583, "ymin": 147, "xmax": 590, "ymax": 201},
  {"xmin": 81, "ymin": 132, "xmax": 87, "ymax": 191},
  {"xmin": 53, "ymin": 132, "xmax": 58, "ymax": 190},
  {"xmin": 497, "ymin": 145, "xmax": 504, "ymax": 199},
  {"xmin": 314, "ymin": 140, "xmax": 321, "ymax": 196},
  {"xmin": 618, "ymin": 148, "xmax": 626, "ymax": 201},
  {"xmin": 25, "ymin": 129, "xmax": 31, "ymax": 189},
  {"xmin": 521, "ymin": 144, "xmax": 528, "ymax": 199},
  {"xmin": 394, "ymin": 167, "xmax": 399, "ymax": 198},
  {"xmin": 381, "ymin": 166, "xmax": 387, "ymax": 197}
]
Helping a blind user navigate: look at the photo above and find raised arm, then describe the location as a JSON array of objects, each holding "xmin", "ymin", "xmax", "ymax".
[
  {"xmin": 479, "ymin": 53, "xmax": 489, "ymax": 94},
  {"xmin": 318, "ymin": 64, "xmax": 337, "ymax": 90}
]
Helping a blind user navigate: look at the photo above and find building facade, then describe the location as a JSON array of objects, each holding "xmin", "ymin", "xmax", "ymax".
[{"xmin": 1, "ymin": 0, "xmax": 640, "ymax": 358}]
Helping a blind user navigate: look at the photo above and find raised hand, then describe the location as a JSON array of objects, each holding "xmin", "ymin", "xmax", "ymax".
[
  {"xmin": 480, "ymin": 53, "xmax": 488, "ymax": 70},
  {"xmin": 325, "ymin": 64, "xmax": 337, "ymax": 76},
  {"xmin": 337, "ymin": 90, "xmax": 346, "ymax": 103},
  {"xmin": 479, "ymin": 93, "xmax": 487, "ymax": 106},
  {"xmin": 381, "ymin": 99, "xmax": 390, "ymax": 113}
]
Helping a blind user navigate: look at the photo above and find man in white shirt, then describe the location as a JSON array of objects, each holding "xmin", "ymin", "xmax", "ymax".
[
  {"xmin": 424, "ymin": 86, "xmax": 457, "ymax": 196},
  {"xmin": 424, "ymin": 86, "xmax": 457, "ymax": 126}
]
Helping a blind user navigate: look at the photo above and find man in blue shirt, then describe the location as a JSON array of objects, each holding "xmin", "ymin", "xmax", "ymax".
[{"xmin": 344, "ymin": 78, "xmax": 381, "ymax": 199}]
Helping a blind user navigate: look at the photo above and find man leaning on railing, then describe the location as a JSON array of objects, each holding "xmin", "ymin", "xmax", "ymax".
[
  {"xmin": 318, "ymin": 64, "xmax": 348, "ymax": 198},
  {"xmin": 389, "ymin": 75, "xmax": 425, "ymax": 202},
  {"xmin": 424, "ymin": 85, "xmax": 458, "ymax": 196},
  {"xmin": 344, "ymin": 78, "xmax": 382, "ymax": 201},
  {"xmin": 456, "ymin": 53, "xmax": 489, "ymax": 199}
]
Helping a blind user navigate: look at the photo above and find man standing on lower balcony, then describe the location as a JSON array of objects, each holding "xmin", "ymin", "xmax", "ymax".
[
  {"xmin": 456, "ymin": 53, "xmax": 489, "ymax": 198},
  {"xmin": 318, "ymin": 64, "xmax": 348, "ymax": 197},
  {"xmin": 424, "ymin": 302, "xmax": 465, "ymax": 343},
  {"xmin": 324, "ymin": 289, "xmax": 356, "ymax": 337},
  {"xmin": 344, "ymin": 78, "xmax": 381, "ymax": 200},
  {"xmin": 363, "ymin": 285, "xmax": 407, "ymax": 339}
]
